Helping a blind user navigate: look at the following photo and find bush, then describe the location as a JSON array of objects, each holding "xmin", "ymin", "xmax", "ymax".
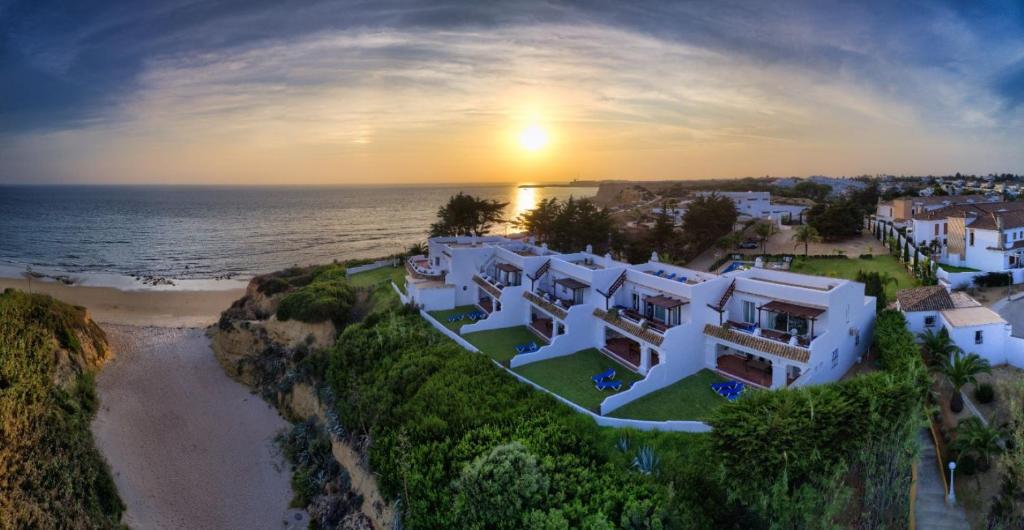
[
  {"xmin": 974, "ymin": 272, "xmax": 1011, "ymax": 288},
  {"xmin": 958, "ymin": 454, "xmax": 977, "ymax": 475},
  {"xmin": 277, "ymin": 280, "xmax": 355, "ymax": 324},
  {"xmin": 859, "ymin": 253, "xmax": 874, "ymax": 259},
  {"xmin": 975, "ymin": 382, "xmax": 995, "ymax": 404}
]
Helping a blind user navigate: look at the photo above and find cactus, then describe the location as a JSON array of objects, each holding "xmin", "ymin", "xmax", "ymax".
[{"xmin": 632, "ymin": 445, "xmax": 659, "ymax": 475}]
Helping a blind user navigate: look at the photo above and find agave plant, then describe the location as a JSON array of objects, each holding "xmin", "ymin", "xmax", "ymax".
[
  {"xmin": 632, "ymin": 445, "xmax": 659, "ymax": 475},
  {"xmin": 933, "ymin": 351, "xmax": 991, "ymax": 412},
  {"xmin": 616, "ymin": 435, "xmax": 630, "ymax": 453}
]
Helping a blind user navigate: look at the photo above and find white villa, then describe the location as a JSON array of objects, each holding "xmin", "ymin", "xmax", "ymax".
[
  {"xmin": 404, "ymin": 236, "xmax": 876, "ymax": 415},
  {"xmin": 876, "ymin": 194, "xmax": 1000, "ymax": 226},
  {"xmin": 909, "ymin": 200, "xmax": 1024, "ymax": 274},
  {"xmin": 685, "ymin": 191, "xmax": 808, "ymax": 225},
  {"xmin": 896, "ymin": 286, "xmax": 1024, "ymax": 368}
]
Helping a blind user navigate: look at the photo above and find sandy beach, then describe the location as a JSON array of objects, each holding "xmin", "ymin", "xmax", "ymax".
[
  {"xmin": 0, "ymin": 277, "xmax": 243, "ymax": 327},
  {"xmin": 91, "ymin": 325, "xmax": 305, "ymax": 529}
]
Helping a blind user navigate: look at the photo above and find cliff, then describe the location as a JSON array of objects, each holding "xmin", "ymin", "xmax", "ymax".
[
  {"xmin": 207, "ymin": 264, "xmax": 393, "ymax": 530},
  {"xmin": 0, "ymin": 288, "xmax": 123, "ymax": 528}
]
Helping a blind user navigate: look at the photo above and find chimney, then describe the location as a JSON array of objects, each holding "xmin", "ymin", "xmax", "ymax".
[{"xmin": 997, "ymin": 214, "xmax": 1007, "ymax": 249}]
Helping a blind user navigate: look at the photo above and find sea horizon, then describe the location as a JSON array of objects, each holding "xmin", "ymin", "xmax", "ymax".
[{"xmin": 0, "ymin": 183, "xmax": 596, "ymax": 291}]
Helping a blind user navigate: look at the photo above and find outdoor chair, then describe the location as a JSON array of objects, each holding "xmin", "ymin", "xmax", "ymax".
[
  {"xmin": 665, "ymin": 272, "xmax": 676, "ymax": 280},
  {"xmin": 591, "ymin": 368, "xmax": 616, "ymax": 384},
  {"xmin": 595, "ymin": 379, "xmax": 623, "ymax": 391}
]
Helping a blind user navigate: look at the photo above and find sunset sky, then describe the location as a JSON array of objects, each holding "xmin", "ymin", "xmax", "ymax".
[{"xmin": 2, "ymin": 1, "xmax": 1024, "ymax": 185}]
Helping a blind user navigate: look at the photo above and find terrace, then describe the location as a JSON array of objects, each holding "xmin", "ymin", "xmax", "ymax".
[
  {"xmin": 606, "ymin": 370, "xmax": 729, "ymax": 421},
  {"xmin": 512, "ymin": 348, "xmax": 644, "ymax": 411},
  {"xmin": 428, "ymin": 305, "xmax": 484, "ymax": 332},
  {"xmin": 406, "ymin": 255, "xmax": 444, "ymax": 280},
  {"xmin": 463, "ymin": 326, "xmax": 549, "ymax": 363}
]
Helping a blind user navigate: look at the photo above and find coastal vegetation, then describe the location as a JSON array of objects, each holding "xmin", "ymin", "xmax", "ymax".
[
  {"xmin": 0, "ymin": 289, "xmax": 124, "ymax": 528},
  {"xmin": 429, "ymin": 192, "xmax": 509, "ymax": 237},
  {"xmin": 514, "ymin": 196, "xmax": 616, "ymax": 254}
]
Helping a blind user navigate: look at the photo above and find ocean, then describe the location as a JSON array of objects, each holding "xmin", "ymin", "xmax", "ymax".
[{"xmin": 0, "ymin": 184, "xmax": 595, "ymax": 290}]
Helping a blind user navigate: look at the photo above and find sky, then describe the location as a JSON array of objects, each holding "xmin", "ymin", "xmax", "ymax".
[{"xmin": 2, "ymin": 0, "xmax": 1024, "ymax": 185}]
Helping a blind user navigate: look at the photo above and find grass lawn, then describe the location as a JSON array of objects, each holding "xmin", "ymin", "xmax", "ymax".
[
  {"xmin": 463, "ymin": 325, "xmax": 547, "ymax": 362},
  {"xmin": 607, "ymin": 369, "xmax": 728, "ymax": 421},
  {"xmin": 513, "ymin": 348, "xmax": 643, "ymax": 411},
  {"xmin": 428, "ymin": 305, "xmax": 480, "ymax": 332},
  {"xmin": 789, "ymin": 255, "xmax": 917, "ymax": 299},
  {"xmin": 937, "ymin": 263, "xmax": 980, "ymax": 273},
  {"xmin": 348, "ymin": 265, "xmax": 405, "ymax": 292}
]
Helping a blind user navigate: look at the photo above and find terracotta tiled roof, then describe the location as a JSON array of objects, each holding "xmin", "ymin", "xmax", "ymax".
[
  {"xmin": 473, "ymin": 275, "xmax": 502, "ymax": 298},
  {"xmin": 523, "ymin": 291, "xmax": 567, "ymax": 319},
  {"xmin": 968, "ymin": 209, "xmax": 1024, "ymax": 230},
  {"xmin": 593, "ymin": 308, "xmax": 665, "ymax": 346},
  {"xmin": 896, "ymin": 286, "xmax": 953, "ymax": 312},
  {"xmin": 702, "ymin": 324, "xmax": 810, "ymax": 363},
  {"xmin": 949, "ymin": 291, "xmax": 982, "ymax": 309},
  {"xmin": 912, "ymin": 201, "xmax": 1024, "ymax": 221}
]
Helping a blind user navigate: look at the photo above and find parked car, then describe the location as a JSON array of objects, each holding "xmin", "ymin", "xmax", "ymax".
[{"xmin": 737, "ymin": 240, "xmax": 759, "ymax": 249}]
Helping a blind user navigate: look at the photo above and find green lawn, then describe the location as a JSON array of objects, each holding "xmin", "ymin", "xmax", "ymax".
[
  {"xmin": 607, "ymin": 369, "xmax": 728, "ymax": 421},
  {"xmin": 348, "ymin": 265, "xmax": 405, "ymax": 292},
  {"xmin": 513, "ymin": 348, "xmax": 644, "ymax": 411},
  {"xmin": 789, "ymin": 255, "xmax": 917, "ymax": 299},
  {"xmin": 463, "ymin": 325, "xmax": 547, "ymax": 362},
  {"xmin": 428, "ymin": 305, "xmax": 481, "ymax": 332},
  {"xmin": 937, "ymin": 263, "xmax": 980, "ymax": 273}
]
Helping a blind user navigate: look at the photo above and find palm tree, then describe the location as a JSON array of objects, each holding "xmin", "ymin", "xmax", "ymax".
[
  {"xmin": 916, "ymin": 327, "xmax": 961, "ymax": 365},
  {"xmin": 753, "ymin": 222, "xmax": 773, "ymax": 255},
  {"xmin": 933, "ymin": 351, "xmax": 992, "ymax": 412},
  {"xmin": 954, "ymin": 417, "xmax": 1004, "ymax": 472},
  {"xmin": 790, "ymin": 225, "xmax": 821, "ymax": 257},
  {"xmin": 406, "ymin": 241, "xmax": 428, "ymax": 257}
]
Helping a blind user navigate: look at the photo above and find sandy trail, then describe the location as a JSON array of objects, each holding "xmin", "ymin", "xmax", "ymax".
[{"xmin": 91, "ymin": 325, "xmax": 305, "ymax": 529}]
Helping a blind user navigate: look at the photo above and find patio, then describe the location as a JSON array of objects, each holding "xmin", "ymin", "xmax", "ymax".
[
  {"xmin": 427, "ymin": 305, "xmax": 481, "ymax": 332},
  {"xmin": 463, "ymin": 326, "xmax": 547, "ymax": 362},
  {"xmin": 512, "ymin": 348, "xmax": 643, "ymax": 411},
  {"xmin": 607, "ymin": 369, "xmax": 729, "ymax": 421},
  {"xmin": 530, "ymin": 314, "xmax": 553, "ymax": 339},
  {"xmin": 715, "ymin": 353, "xmax": 771, "ymax": 388}
]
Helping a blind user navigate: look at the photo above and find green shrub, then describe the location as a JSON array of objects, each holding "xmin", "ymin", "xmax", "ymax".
[
  {"xmin": 958, "ymin": 454, "xmax": 977, "ymax": 475},
  {"xmin": 975, "ymin": 272, "xmax": 1011, "ymax": 288},
  {"xmin": 277, "ymin": 280, "xmax": 355, "ymax": 324},
  {"xmin": 975, "ymin": 382, "xmax": 995, "ymax": 404},
  {"xmin": 859, "ymin": 253, "xmax": 874, "ymax": 259}
]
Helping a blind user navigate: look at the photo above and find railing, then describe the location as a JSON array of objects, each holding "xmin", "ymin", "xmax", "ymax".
[
  {"xmin": 405, "ymin": 256, "xmax": 444, "ymax": 280},
  {"xmin": 523, "ymin": 291, "xmax": 568, "ymax": 319},
  {"xmin": 703, "ymin": 324, "xmax": 810, "ymax": 363},
  {"xmin": 618, "ymin": 308, "xmax": 669, "ymax": 335},
  {"xmin": 593, "ymin": 308, "xmax": 665, "ymax": 346},
  {"xmin": 473, "ymin": 275, "xmax": 502, "ymax": 298}
]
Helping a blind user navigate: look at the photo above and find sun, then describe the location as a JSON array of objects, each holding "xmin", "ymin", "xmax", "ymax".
[{"xmin": 518, "ymin": 124, "xmax": 549, "ymax": 151}]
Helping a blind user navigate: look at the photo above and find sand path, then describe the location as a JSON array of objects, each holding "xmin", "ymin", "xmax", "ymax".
[{"xmin": 91, "ymin": 325, "xmax": 305, "ymax": 529}]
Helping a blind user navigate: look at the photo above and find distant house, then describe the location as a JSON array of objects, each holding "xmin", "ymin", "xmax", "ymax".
[
  {"xmin": 897, "ymin": 286, "xmax": 1020, "ymax": 367},
  {"xmin": 875, "ymin": 194, "xmax": 1000, "ymax": 225},
  {"xmin": 910, "ymin": 200, "xmax": 1024, "ymax": 272},
  {"xmin": 696, "ymin": 191, "xmax": 807, "ymax": 224}
]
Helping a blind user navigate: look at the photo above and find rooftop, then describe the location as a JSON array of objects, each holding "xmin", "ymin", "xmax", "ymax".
[
  {"xmin": 940, "ymin": 306, "xmax": 1007, "ymax": 327},
  {"xmin": 897, "ymin": 286, "xmax": 954, "ymax": 312}
]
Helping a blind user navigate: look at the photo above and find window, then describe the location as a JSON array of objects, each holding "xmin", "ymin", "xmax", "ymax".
[
  {"xmin": 743, "ymin": 301, "xmax": 756, "ymax": 323},
  {"xmin": 855, "ymin": 333, "xmax": 860, "ymax": 346},
  {"xmin": 831, "ymin": 349, "xmax": 839, "ymax": 368},
  {"xmin": 976, "ymin": 330, "xmax": 984, "ymax": 344},
  {"xmin": 934, "ymin": 224, "xmax": 939, "ymax": 235},
  {"xmin": 970, "ymin": 230, "xmax": 975, "ymax": 246},
  {"xmin": 944, "ymin": 223, "xmax": 948, "ymax": 235},
  {"xmin": 924, "ymin": 316, "xmax": 936, "ymax": 328},
  {"xmin": 631, "ymin": 293, "xmax": 640, "ymax": 311}
]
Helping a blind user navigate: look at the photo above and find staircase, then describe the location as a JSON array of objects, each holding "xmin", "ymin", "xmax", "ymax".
[
  {"xmin": 915, "ymin": 430, "xmax": 970, "ymax": 529},
  {"xmin": 598, "ymin": 271, "xmax": 628, "ymax": 301},
  {"xmin": 529, "ymin": 259, "xmax": 551, "ymax": 282},
  {"xmin": 710, "ymin": 280, "xmax": 736, "ymax": 312}
]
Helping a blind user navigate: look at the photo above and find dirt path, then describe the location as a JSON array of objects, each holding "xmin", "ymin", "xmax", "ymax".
[{"xmin": 91, "ymin": 325, "xmax": 305, "ymax": 529}]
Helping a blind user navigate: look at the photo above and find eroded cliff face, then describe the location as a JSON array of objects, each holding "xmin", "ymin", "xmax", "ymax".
[
  {"xmin": 208, "ymin": 277, "xmax": 337, "ymax": 386},
  {"xmin": 206, "ymin": 272, "xmax": 392, "ymax": 530}
]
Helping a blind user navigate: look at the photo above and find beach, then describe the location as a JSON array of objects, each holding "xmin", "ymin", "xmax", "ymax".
[
  {"xmin": 0, "ymin": 277, "xmax": 243, "ymax": 327},
  {"xmin": 3, "ymin": 277, "xmax": 305, "ymax": 529}
]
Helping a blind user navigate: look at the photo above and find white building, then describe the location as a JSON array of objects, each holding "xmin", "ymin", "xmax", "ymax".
[
  {"xmin": 695, "ymin": 191, "xmax": 807, "ymax": 224},
  {"xmin": 405, "ymin": 236, "xmax": 876, "ymax": 414},
  {"xmin": 896, "ymin": 286, "xmax": 1020, "ymax": 367},
  {"xmin": 909, "ymin": 201, "xmax": 1024, "ymax": 273}
]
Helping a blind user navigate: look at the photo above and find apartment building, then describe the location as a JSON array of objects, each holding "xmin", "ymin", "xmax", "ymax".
[
  {"xmin": 405, "ymin": 236, "xmax": 876, "ymax": 413},
  {"xmin": 875, "ymin": 194, "xmax": 999, "ymax": 224},
  {"xmin": 909, "ymin": 201, "xmax": 1024, "ymax": 272}
]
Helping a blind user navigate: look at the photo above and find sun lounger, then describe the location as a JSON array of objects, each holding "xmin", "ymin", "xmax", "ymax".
[
  {"xmin": 595, "ymin": 379, "xmax": 623, "ymax": 391},
  {"xmin": 447, "ymin": 314, "xmax": 464, "ymax": 323},
  {"xmin": 677, "ymin": 276, "xmax": 687, "ymax": 283},
  {"xmin": 514, "ymin": 341, "xmax": 540, "ymax": 355},
  {"xmin": 591, "ymin": 368, "xmax": 616, "ymax": 384},
  {"xmin": 665, "ymin": 273, "xmax": 676, "ymax": 280},
  {"xmin": 654, "ymin": 270, "xmax": 664, "ymax": 277}
]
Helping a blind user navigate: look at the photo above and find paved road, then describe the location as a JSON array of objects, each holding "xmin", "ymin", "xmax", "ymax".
[
  {"xmin": 915, "ymin": 430, "xmax": 970, "ymax": 529},
  {"xmin": 995, "ymin": 295, "xmax": 1024, "ymax": 338}
]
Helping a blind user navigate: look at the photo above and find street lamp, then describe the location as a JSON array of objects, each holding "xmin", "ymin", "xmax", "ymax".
[{"xmin": 947, "ymin": 461, "xmax": 957, "ymax": 505}]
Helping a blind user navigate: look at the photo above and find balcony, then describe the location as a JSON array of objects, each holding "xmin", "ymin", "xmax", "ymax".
[
  {"xmin": 406, "ymin": 256, "xmax": 444, "ymax": 280},
  {"xmin": 702, "ymin": 323, "xmax": 810, "ymax": 364},
  {"xmin": 473, "ymin": 275, "xmax": 503, "ymax": 298},
  {"xmin": 593, "ymin": 308, "xmax": 665, "ymax": 346},
  {"xmin": 523, "ymin": 290, "xmax": 568, "ymax": 319}
]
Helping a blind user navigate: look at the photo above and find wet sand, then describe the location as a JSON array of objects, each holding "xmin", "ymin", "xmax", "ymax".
[
  {"xmin": 0, "ymin": 278, "xmax": 243, "ymax": 327},
  {"xmin": 91, "ymin": 325, "xmax": 305, "ymax": 529}
]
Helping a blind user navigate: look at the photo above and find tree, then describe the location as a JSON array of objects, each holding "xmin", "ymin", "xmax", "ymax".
[
  {"xmin": 515, "ymin": 197, "xmax": 616, "ymax": 254},
  {"xmin": 934, "ymin": 351, "xmax": 992, "ymax": 412},
  {"xmin": 753, "ymin": 222, "xmax": 773, "ymax": 255},
  {"xmin": 681, "ymin": 194, "xmax": 738, "ymax": 260},
  {"xmin": 856, "ymin": 271, "xmax": 897, "ymax": 311},
  {"xmin": 916, "ymin": 328, "xmax": 960, "ymax": 365},
  {"xmin": 514, "ymin": 197, "xmax": 561, "ymax": 243},
  {"xmin": 430, "ymin": 192, "xmax": 508, "ymax": 237},
  {"xmin": 954, "ymin": 417, "xmax": 1003, "ymax": 472},
  {"xmin": 806, "ymin": 199, "xmax": 866, "ymax": 241},
  {"xmin": 647, "ymin": 202, "xmax": 678, "ymax": 259},
  {"xmin": 453, "ymin": 442, "xmax": 550, "ymax": 529}
]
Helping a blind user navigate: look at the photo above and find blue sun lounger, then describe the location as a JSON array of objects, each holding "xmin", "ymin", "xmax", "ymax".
[
  {"xmin": 514, "ymin": 342, "xmax": 539, "ymax": 354},
  {"xmin": 711, "ymin": 381, "xmax": 745, "ymax": 400},
  {"xmin": 595, "ymin": 379, "xmax": 623, "ymax": 391},
  {"xmin": 447, "ymin": 314, "xmax": 464, "ymax": 323},
  {"xmin": 591, "ymin": 368, "xmax": 616, "ymax": 384}
]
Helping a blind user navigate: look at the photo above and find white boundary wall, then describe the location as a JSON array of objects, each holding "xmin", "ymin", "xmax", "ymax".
[{"xmin": 346, "ymin": 258, "xmax": 399, "ymax": 277}]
